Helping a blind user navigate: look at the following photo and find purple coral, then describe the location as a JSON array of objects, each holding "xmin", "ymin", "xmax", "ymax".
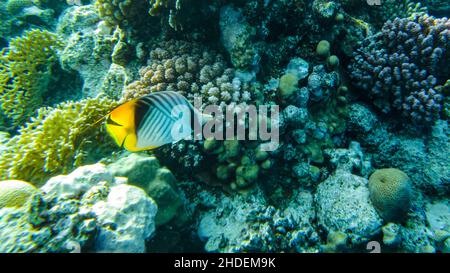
[{"xmin": 348, "ymin": 15, "xmax": 449, "ymax": 126}]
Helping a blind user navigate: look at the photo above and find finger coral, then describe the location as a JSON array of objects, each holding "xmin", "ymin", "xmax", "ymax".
[
  {"xmin": 349, "ymin": 15, "xmax": 450, "ymax": 126},
  {"xmin": 0, "ymin": 96, "xmax": 119, "ymax": 185},
  {"xmin": 0, "ymin": 29, "xmax": 63, "ymax": 127}
]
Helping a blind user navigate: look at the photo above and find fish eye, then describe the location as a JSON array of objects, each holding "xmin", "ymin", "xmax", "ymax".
[{"xmin": 106, "ymin": 115, "xmax": 123, "ymax": 126}]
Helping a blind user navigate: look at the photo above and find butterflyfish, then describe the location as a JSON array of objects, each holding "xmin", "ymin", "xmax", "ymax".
[{"xmin": 105, "ymin": 91, "xmax": 205, "ymax": 152}]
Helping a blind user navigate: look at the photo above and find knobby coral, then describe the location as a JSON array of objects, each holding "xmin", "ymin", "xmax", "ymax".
[
  {"xmin": 123, "ymin": 39, "xmax": 253, "ymax": 109},
  {"xmin": 349, "ymin": 15, "xmax": 449, "ymax": 126},
  {"xmin": 0, "ymin": 29, "xmax": 63, "ymax": 127},
  {"xmin": 0, "ymin": 96, "xmax": 119, "ymax": 185},
  {"xmin": 95, "ymin": 0, "xmax": 149, "ymax": 27}
]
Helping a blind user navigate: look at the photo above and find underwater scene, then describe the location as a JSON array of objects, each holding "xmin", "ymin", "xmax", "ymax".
[{"xmin": 0, "ymin": 0, "xmax": 449, "ymax": 254}]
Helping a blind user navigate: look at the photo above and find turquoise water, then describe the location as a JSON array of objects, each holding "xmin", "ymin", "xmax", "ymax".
[{"xmin": 0, "ymin": 0, "xmax": 448, "ymax": 253}]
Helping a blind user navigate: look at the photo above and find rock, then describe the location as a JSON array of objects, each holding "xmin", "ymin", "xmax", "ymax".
[
  {"xmin": 324, "ymin": 141, "xmax": 371, "ymax": 176},
  {"xmin": 41, "ymin": 164, "xmax": 114, "ymax": 199},
  {"xmin": 321, "ymin": 231, "xmax": 348, "ymax": 252},
  {"xmin": 382, "ymin": 223, "xmax": 402, "ymax": 247},
  {"xmin": 0, "ymin": 207, "xmax": 51, "ymax": 253},
  {"xmin": 219, "ymin": 5, "xmax": 258, "ymax": 70},
  {"xmin": 92, "ymin": 184, "xmax": 157, "ymax": 253},
  {"xmin": 197, "ymin": 187, "xmax": 319, "ymax": 253},
  {"xmin": 425, "ymin": 200, "xmax": 450, "ymax": 233},
  {"xmin": 315, "ymin": 170, "xmax": 383, "ymax": 245},
  {"xmin": 347, "ymin": 103, "xmax": 378, "ymax": 134},
  {"xmin": 285, "ymin": 58, "xmax": 309, "ymax": 81},
  {"xmin": 0, "ymin": 191, "xmax": 97, "ymax": 253},
  {"xmin": 56, "ymin": 5, "xmax": 134, "ymax": 98},
  {"xmin": 108, "ymin": 153, "xmax": 184, "ymax": 226},
  {"xmin": 401, "ymin": 206, "xmax": 434, "ymax": 253}
]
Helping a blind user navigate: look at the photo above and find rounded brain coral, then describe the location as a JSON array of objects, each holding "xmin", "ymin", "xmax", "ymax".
[
  {"xmin": 368, "ymin": 168, "xmax": 412, "ymax": 222},
  {"xmin": 0, "ymin": 180, "xmax": 41, "ymax": 208}
]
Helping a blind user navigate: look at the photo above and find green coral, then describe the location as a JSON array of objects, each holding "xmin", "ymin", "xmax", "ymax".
[
  {"xmin": 203, "ymin": 139, "xmax": 270, "ymax": 191},
  {"xmin": 368, "ymin": 168, "xmax": 412, "ymax": 222},
  {"xmin": 0, "ymin": 180, "xmax": 41, "ymax": 208},
  {"xmin": 278, "ymin": 73, "xmax": 299, "ymax": 100},
  {"xmin": 0, "ymin": 29, "xmax": 63, "ymax": 127},
  {"xmin": 0, "ymin": 96, "xmax": 119, "ymax": 185},
  {"xmin": 316, "ymin": 40, "xmax": 331, "ymax": 58}
]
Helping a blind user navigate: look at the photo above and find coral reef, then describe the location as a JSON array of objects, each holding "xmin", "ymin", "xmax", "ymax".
[
  {"xmin": 0, "ymin": 0, "xmax": 448, "ymax": 255},
  {"xmin": 0, "ymin": 97, "xmax": 119, "ymax": 185},
  {"xmin": 368, "ymin": 168, "xmax": 412, "ymax": 222},
  {"xmin": 0, "ymin": 29, "xmax": 62, "ymax": 126},
  {"xmin": 349, "ymin": 15, "xmax": 450, "ymax": 126}
]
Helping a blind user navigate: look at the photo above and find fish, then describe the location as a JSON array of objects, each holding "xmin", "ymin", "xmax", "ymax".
[{"xmin": 105, "ymin": 91, "xmax": 204, "ymax": 152}]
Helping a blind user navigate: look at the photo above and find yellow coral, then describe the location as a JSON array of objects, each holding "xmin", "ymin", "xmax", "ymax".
[
  {"xmin": 0, "ymin": 29, "xmax": 63, "ymax": 127},
  {"xmin": 0, "ymin": 96, "xmax": 119, "ymax": 185},
  {"xmin": 368, "ymin": 168, "xmax": 412, "ymax": 222},
  {"xmin": 0, "ymin": 180, "xmax": 40, "ymax": 208}
]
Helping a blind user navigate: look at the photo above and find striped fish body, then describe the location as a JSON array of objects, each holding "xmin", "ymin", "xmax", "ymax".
[{"xmin": 106, "ymin": 91, "xmax": 198, "ymax": 152}]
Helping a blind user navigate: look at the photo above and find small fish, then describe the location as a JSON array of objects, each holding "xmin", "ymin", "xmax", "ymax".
[{"xmin": 105, "ymin": 91, "xmax": 204, "ymax": 152}]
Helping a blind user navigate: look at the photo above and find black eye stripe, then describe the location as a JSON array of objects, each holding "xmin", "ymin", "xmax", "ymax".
[{"xmin": 106, "ymin": 115, "xmax": 123, "ymax": 126}]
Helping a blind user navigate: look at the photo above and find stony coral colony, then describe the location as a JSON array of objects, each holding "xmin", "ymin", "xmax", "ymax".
[{"xmin": 0, "ymin": 0, "xmax": 449, "ymax": 253}]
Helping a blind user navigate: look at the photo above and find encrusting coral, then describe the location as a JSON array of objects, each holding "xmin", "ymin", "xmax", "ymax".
[
  {"xmin": 0, "ymin": 29, "xmax": 63, "ymax": 127},
  {"xmin": 0, "ymin": 96, "xmax": 119, "ymax": 185}
]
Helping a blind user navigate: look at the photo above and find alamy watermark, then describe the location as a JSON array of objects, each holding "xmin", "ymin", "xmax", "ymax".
[{"xmin": 366, "ymin": 0, "xmax": 398, "ymax": 6}]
